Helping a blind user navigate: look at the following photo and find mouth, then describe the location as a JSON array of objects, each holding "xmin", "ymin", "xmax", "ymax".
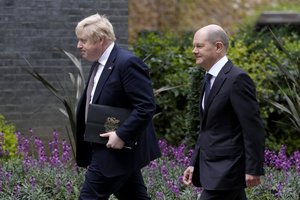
[{"xmin": 195, "ymin": 56, "xmax": 202, "ymax": 63}]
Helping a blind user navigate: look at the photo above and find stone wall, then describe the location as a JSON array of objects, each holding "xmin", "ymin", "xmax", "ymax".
[{"xmin": 0, "ymin": 0, "xmax": 128, "ymax": 139}]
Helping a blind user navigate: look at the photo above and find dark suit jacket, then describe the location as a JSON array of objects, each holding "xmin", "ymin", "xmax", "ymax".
[
  {"xmin": 191, "ymin": 60, "xmax": 265, "ymax": 190},
  {"xmin": 75, "ymin": 44, "xmax": 161, "ymax": 177}
]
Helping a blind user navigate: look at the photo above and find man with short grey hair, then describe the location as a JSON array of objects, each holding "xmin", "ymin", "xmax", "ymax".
[{"xmin": 183, "ymin": 24, "xmax": 265, "ymax": 200}]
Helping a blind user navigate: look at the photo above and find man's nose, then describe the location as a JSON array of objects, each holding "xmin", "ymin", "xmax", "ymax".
[
  {"xmin": 192, "ymin": 47, "xmax": 197, "ymax": 54},
  {"xmin": 77, "ymin": 41, "xmax": 82, "ymax": 49}
]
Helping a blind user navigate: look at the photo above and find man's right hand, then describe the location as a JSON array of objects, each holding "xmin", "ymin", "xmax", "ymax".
[{"xmin": 183, "ymin": 166, "xmax": 194, "ymax": 185}]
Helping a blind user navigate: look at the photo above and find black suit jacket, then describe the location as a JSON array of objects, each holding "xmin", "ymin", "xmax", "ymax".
[
  {"xmin": 191, "ymin": 60, "xmax": 265, "ymax": 190},
  {"xmin": 75, "ymin": 44, "xmax": 161, "ymax": 177}
]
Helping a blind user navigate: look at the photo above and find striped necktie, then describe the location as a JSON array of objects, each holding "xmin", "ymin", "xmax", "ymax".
[{"xmin": 85, "ymin": 63, "xmax": 99, "ymax": 121}]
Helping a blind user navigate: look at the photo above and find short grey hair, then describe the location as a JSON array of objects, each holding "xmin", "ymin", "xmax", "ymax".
[{"xmin": 206, "ymin": 27, "xmax": 229, "ymax": 50}]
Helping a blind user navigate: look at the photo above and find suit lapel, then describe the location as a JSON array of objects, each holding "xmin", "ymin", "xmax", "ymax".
[
  {"xmin": 203, "ymin": 60, "xmax": 232, "ymax": 116},
  {"xmin": 92, "ymin": 45, "xmax": 118, "ymax": 103}
]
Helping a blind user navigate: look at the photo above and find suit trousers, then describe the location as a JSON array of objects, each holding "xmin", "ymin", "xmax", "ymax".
[
  {"xmin": 79, "ymin": 168, "xmax": 150, "ymax": 200},
  {"xmin": 200, "ymin": 189, "xmax": 247, "ymax": 200}
]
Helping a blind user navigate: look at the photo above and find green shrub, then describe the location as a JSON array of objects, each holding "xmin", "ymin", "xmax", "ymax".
[
  {"xmin": 185, "ymin": 67, "xmax": 203, "ymax": 147},
  {"xmin": 229, "ymin": 25, "xmax": 300, "ymax": 152},
  {"xmin": 131, "ymin": 32, "xmax": 194, "ymax": 144},
  {"xmin": 131, "ymin": 26, "xmax": 300, "ymax": 152},
  {"xmin": 265, "ymin": 31, "xmax": 300, "ymax": 153},
  {"xmin": 229, "ymin": 32, "xmax": 275, "ymax": 119},
  {"xmin": 0, "ymin": 114, "xmax": 17, "ymax": 159}
]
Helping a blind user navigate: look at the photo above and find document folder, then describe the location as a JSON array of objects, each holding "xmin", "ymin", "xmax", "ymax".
[{"xmin": 84, "ymin": 104, "xmax": 131, "ymax": 145}]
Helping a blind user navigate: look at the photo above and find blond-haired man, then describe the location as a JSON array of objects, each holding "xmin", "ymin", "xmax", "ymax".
[{"xmin": 75, "ymin": 14, "xmax": 161, "ymax": 200}]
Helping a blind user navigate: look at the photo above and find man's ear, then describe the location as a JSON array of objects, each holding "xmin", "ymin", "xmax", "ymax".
[
  {"xmin": 98, "ymin": 37, "xmax": 103, "ymax": 43},
  {"xmin": 215, "ymin": 41, "xmax": 224, "ymax": 53},
  {"xmin": 94, "ymin": 39, "xmax": 102, "ymax": 50}
]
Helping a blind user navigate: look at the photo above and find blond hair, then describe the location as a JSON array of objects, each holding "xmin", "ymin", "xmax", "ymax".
[{"xmin": 75, "ymin": 13, "xmax": 116, "ymax": 42}]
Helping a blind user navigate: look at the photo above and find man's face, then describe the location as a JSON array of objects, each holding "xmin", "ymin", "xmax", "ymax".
[
  {"xmin": 76, "ymin": 30, "xmax": 102, "ymax": 62},
  {"xmin": 192, "ymin": 30, "xmax": 218, "ymax": 71}
]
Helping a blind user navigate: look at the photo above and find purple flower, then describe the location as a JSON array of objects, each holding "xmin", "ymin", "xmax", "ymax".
[
  {"xmin": 158, "ymin": 139, "xmax": 170, "ymax": 157},
  {"xmin": 277, "ymin": 145, "xmax": 292, "ymax": 171},
  {"xmin": 161, "ymin": 165, "xmax": 168, "ymax": 178},
  {"xmin": 66, "ymin": 181, "xmax": 73, "ymax": 195},
  {"xmin": 61, "ymin": 139, "xmax": 71, "ymax": 163},
  {"xmin": 264, "ymin": 146, "xmax": 296, "ymax": 171},
  {"xmin": 13, "ymin": 184, "xmax": 21, "ymax": 197},
  {"xmin": 148, "ymin": 160, "xmax": 158, "ymax": 169},
  {"xmin": 49, "ymin": 148, "xmax": 61, "ymax": 167},
  {"xmin": 166, "ymin": 180, "xmax": 180, "ymax": 196},
  {"xmin": 16, "ymin": 132, "xmax": 30, "ymax": 157},
  {"xmin": 49, "ymin": 130, "xmax": 59, "ymax": 151},
  {"xmin": 23, "ymin": 156, "xmax": 35, "ymax": 172},
  {"xmin": 155, "ymin": 191, "xmax": 164, "ymax": 199},
  {"xmin": 275, "ymin": 182, "xmax": 284, "ymax": 198},
  {"xmin": 29, "ymin": 176, "xmax": 36, "ymax": 188},
  {"xmin": 34, "ymin": 137, "xmax": 47, "ymax": 166},
  {"xmin": 290, "ymin": 150, "xmax": 300, "ymax": 172},
  {"xmin": 5, "ymin": 171, "xmax": 12, "ymax": 181}
]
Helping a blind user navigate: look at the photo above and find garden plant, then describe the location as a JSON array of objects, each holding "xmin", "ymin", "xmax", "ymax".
[{"xmin": 0, "ymin": 128, "xmax": 299, "ymax": 199}]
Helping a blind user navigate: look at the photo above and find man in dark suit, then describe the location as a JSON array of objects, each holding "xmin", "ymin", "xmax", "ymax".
[
  {"xmin": 75, "ymin": 13, "xmax": 161, "ymax": 200},
  {"xmin": 183, "ymin": 24, "xmax": 265, "ymax": 200}
]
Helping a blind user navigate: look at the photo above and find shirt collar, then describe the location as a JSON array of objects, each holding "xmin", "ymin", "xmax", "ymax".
[
  {"xmin": 207, "ymin": 55, "xmax": 228, "ymax": 77},
  {"xmin": 98, "ymin": 42, "xmax": 115, "ymax": 66}
]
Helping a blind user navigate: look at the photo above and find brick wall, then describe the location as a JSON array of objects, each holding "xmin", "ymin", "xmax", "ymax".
[{"xmin": 0, "ymin": 0, "xmax": 128, "ymax": 139}]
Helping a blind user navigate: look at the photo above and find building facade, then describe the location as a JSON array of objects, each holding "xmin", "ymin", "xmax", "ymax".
[{"xmin": 0, "ymin": 0, "xmax": 128, "ymax": 139}]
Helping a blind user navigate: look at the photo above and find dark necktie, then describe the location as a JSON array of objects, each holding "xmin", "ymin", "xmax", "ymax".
[
  {"xmin": 204, "ymin": 73, "xmax": 212, "ymax": 107},
  {"xmin": 85, "ymin": 63, "xmax": 99, "ymax": 121}
]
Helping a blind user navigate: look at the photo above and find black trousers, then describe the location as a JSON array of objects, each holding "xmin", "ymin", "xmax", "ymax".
[
  {"xmin": 200, "ymin": 189, "xmax": 247, "ymax": 200},
  {"xmin": 79, "ymin": 168, "xmax": 150, "ymax": 200}
]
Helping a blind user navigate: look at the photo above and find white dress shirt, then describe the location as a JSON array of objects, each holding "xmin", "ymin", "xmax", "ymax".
[
  {"xmin": 202, "ymin": 55, "xmax": 228, "ymax": 109},
  {"xmin": 90, "ymin": 42, "xmax": 115, "ymax": 103}
]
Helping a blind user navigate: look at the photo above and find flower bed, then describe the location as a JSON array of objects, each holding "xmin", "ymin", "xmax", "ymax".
[{"xmin": 0, "ymin": 130, "xmax": 299, "ymax": 200}]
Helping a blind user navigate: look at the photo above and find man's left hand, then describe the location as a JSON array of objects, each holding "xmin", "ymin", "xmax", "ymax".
[{"xmin": 100, "ymin": 131, "xmax": 125, "ymax": 149}]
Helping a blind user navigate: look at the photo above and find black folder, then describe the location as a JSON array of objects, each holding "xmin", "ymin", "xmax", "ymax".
[{"xmin": 84, "ymin": 104, "xmax": 131, "ymax": 145}]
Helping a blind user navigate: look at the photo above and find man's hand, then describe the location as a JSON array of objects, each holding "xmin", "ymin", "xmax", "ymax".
[
  {"xmin": 245, "ymin": 174, "xmax": 261, "ymax": 188},
  {"xmin": 100, "ymin": 131, "xmax": 125, "ymax": 149},
  {"xmin": 183, "ymin": 166, "xmax": 194, "ymax": 185}
]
